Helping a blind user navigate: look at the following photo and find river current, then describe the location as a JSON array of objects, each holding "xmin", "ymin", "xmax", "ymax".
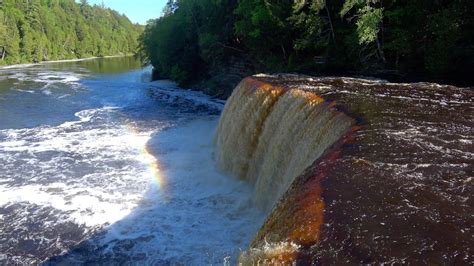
[{"xmin": 0, "ymin": 57, "xmax": 264, "ymax": 264}]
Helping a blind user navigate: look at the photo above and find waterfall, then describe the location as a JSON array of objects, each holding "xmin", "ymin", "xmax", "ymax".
[
  {"xmin": 215, "ymin": 75, "xmax": 473, "ymax": 264},
  {"xmin": 215, "ymin": 77, "xmax": 354, "ymax": 212}
]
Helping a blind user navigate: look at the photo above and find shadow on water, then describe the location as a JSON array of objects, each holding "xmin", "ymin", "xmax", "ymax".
[{"xmin": 54, "ymin": 56, "xmax": 143, "ymax": 75}]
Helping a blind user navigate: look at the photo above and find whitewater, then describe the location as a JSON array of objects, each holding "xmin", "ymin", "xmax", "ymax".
[{"xmin": 0, "ymin": 57, "xmax": 264, "ymax": 264}]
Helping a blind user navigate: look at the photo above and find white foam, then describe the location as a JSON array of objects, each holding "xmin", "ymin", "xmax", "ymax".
[
  {"xmin": 0, "ymin": 107, "xmax": 263, "ymax": 263},
  {"xmin": 0, "ymin": 64, "xmax": 263, "ymax": 263},
  {"xmin": 92, "ymin": 118, "xmax": 264, "ymax": 263},
  {"xmin": 0, "ymin": 107, "xmax": 157, "ymax": 227},
  {"xmin": 4, "ymin": 70, "xmax": 85, "ymax": 96},
  {"xmin": 13, "ymin": 88, "xmax": 36, "ymax": 94}
]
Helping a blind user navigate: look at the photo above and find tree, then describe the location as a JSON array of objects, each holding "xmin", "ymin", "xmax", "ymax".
[
  {"xmin": 162, "ymin": 0, "xmax": 178, "ymax": 17},
  {"xmin": 139, "ymin": 0, "xmax": 474, "ymax": 89},
  {"xmin": 0, "ymin": 10, "xmax": 7, "ymax": 61},
  {"xmin": 0, "ymin": 0, "xmax": 142, "ymax": 64},
  {"xmin": 234, "ymin": 0, "xmax": 294, "ymax": 70},
  {"xmin": 340, "ymin": 0, "xmax": 386, "ymax": 64}
]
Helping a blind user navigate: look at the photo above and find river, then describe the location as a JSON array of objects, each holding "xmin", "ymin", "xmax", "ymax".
[{"xmin": 0, "ymin": 57, "xmax": 264, "ymax": 264}]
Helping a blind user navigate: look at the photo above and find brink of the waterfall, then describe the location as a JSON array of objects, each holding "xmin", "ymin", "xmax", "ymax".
[{"xmin": 215, "ymin": 74, "xmax": 473, "ymax": 264}]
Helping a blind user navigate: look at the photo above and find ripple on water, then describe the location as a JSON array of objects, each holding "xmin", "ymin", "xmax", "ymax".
[{"xmin": 0, "ymin": 64, "xmax": 264, "ymax": 264}]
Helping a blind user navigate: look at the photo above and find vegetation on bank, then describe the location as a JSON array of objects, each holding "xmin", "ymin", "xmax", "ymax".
[
  {"xmin": 0, "ymin": 0, "xmax": 142, "ymax": 65},
  {"xmin": 139, "ymin": 0, "xmax": 473, "ymax": 96}
]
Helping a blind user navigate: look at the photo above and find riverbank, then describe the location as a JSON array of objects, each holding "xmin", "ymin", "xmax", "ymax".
[{"xmin": 0, "ymin": 54, "xmax": 134, "ymax": 69}]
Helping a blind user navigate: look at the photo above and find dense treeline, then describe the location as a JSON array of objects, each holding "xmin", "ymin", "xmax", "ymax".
[
  {"xmin": 0, "ymin": 0, "xmax": 142, "ymax": 65},
  {"xmin": 139, "ymin": 0, "xmax": 473, "ymax": 96}
]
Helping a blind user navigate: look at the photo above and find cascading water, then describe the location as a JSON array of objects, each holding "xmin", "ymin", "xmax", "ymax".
[
  {"xmin": 215, "ymin": 77, "xmax": 354, "ymax": 212},
  {"xmin": 1, "ymin": 58, "xmax": 471, "ymax": 264},
  {"xmin": 217, "ymin": 74, "xmax": 473, "ymax": 264}
]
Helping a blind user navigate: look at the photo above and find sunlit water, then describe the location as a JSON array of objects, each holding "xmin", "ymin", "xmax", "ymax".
[{"xmin": 0, "ymin": 57, "xmax": 264, "ymax": 264}]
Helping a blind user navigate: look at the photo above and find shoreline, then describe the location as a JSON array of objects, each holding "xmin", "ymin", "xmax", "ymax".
[{"xmin": 0, "ymin": 54, "xmax": 134, "ymax": 69}]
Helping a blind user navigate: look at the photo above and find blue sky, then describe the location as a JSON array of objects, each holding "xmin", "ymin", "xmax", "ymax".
[{"xmin": 80, "ymin": 0, "xmax": 167, "ymax": 25}]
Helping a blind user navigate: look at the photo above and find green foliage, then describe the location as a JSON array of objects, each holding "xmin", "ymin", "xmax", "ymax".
[
  {"xmin": 355, "ymin": 6, "xmax": 383, "ymax": 45},
  {"xmin": 234, "ymin": 0, "xmax": 294, "ymax": 70},
  {"xmin": 0, "ymin": 0, "xmax": 142, "ymax": 64},
  {"xmin": 139, "ymin": 0, "xmax": 474, "ymax": 87},
  {"xmin": 424, "ymin": 7, "xmax": 461, "ymax": 75},
  {"xmin": 290, "ymin": 1, "xmax": 326, "ymax": 51},
  {"xmin": 138, "ymin": 0, "xmax": 238, "ymax": 86}
]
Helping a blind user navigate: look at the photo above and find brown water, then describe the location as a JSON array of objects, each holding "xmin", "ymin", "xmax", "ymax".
[
  {"xmin": 250, "ymin": 75, "xmax": 473, "ymax": 264},
  {"xmin": 214, "ymin": 78, "xmax": 353, "ymax": 212}
]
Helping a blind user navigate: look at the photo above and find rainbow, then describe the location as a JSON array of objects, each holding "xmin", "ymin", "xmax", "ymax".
[{"xmin": 123, "ymin": 123, "xmax": 169, "ymax": 201}]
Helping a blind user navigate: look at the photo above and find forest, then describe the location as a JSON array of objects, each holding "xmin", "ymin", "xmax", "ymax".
[
  {"xmin": 139, "ymin": 0, "xmax": 474, "ymax": 97},
  {"xmin": 0, "ymin": 0, "xmax": 142, "ymax": 65}
]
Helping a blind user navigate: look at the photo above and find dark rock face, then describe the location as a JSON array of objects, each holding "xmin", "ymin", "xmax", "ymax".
[
  {"xmin": 241, "ymin": 75, "xmax": 473, "ymax": 264},
  {"xmin": 198, "ymin": 57, "xmax": 255, "ymax": 99}
]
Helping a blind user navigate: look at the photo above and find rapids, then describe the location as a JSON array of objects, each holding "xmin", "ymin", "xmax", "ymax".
[
  {"xmin": 0, "ymin": 57, "xmax": 264, "ymax": 264},
  {"xmin": 1, "ymin": 58, "xmax": 472, "ymax": 264},
  {"xmin": 228, "ymin": 75, "xmax": 473, "ymax": 264}
]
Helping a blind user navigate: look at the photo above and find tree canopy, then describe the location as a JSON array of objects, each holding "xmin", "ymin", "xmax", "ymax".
[
  {"xmin": 139, "ymin": 0, "xmax": 474, "ymax": 91},
  {"xmin": 0, "ymin": 0, "xmax": 143, "ymax": 65}
]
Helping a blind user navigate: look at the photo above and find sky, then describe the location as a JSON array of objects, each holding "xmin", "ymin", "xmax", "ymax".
[{"xmin": 80, "ymin": 0, "xmax": 167, "ymax": 25}]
